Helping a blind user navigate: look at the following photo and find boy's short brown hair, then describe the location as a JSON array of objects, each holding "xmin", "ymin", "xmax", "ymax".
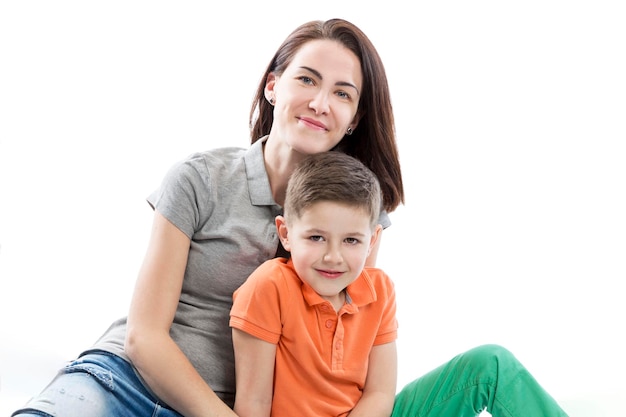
[{"xmin": 284, "ymin": 152, "xmax": 382, "ymax": 228}]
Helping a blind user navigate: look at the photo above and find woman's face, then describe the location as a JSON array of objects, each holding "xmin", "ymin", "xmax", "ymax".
[{"xmin": 267, "ymin": 39, "xmax": 362, "ymax": 155}]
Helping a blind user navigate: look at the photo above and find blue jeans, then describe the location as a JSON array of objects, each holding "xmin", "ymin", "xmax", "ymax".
[{"xmin": 11, "ymin": 350, "xmax": 181, "ymax": 417}]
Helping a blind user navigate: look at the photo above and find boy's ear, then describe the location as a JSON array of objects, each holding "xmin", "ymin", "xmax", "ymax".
[
  {"xmin": 368, "ymin": 224, "xmax": 383, "ymax": 255},
  {"xmin": 275, "ymin": 215, "xmax": 291, "ymax": 251}
]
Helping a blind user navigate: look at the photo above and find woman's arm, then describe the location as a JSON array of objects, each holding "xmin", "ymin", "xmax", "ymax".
[
  {"xmin": 125, "ymin": 211, "xmax": 237, "ymax": 417},
  {"xmin": 232, "ymin": 329, "xmax": 276, "ymax": 417},
  {"xmin": 348, "ymin": 341, "xmax": 398, "ymax": 417}
]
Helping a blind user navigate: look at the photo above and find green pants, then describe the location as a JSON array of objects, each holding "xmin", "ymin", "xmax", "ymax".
[{"xmin": 392, "ymin": 344, "xmax": 568, "ymax": 417}]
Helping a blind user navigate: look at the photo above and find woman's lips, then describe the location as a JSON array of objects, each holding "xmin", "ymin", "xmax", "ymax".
[{"xmin": 298, "ymin": 117, "xmax": 328, "ymax": 131}]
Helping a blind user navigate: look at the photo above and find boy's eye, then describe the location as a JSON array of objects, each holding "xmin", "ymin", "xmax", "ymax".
[
  {"xmin": 345, "ymin": 237, "xmax": 360, "ymax": 245},
  {"xmin": 309, "ymin": 235, "xmax": 324, "ymax": 242}
]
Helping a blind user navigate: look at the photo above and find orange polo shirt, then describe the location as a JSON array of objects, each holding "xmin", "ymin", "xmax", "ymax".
[{"xmin": 230, "ymin": 257, "xmax": 398, "ymax": 417}]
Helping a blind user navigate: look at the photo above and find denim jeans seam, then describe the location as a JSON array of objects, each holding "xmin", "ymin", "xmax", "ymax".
[
  {"xmin": 64, "ymin": 362, "xmax": 115, "ymax": 391},
  {"xmin": 11, "ymin": 408, "xmax": 54, "ymax": 417}
]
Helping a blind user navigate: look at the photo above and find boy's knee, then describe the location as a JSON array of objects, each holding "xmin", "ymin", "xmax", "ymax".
[
  {"xmin": 463, "ymin": 344, "xmax": 519, "ymax": 369},
  {"xmin": 464, "ymin": 344, "xmax": 513, "ymax": 361}
]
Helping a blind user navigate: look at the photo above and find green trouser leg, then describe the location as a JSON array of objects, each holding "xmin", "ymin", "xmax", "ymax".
[{"xmin": 392, "ymin": 344, "xmax": 569, "ymax": 417}]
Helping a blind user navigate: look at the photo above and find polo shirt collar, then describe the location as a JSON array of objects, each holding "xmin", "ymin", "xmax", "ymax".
[
  {"xmin": 345, "ymin": 270, "xmax": 377, "ymax": 307},
  {"xmin": 244, "ymin": 136, "xmax": 277, "ymax": 206}
]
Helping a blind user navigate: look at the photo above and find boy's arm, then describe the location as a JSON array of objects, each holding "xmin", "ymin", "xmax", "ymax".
[
  {"xmin": 232, "ymin": 328, "xmax": 276, "ymax": 417},
  {"xmin": 348, "ymin": 341, "xmax": 398, "ymax": 417}
]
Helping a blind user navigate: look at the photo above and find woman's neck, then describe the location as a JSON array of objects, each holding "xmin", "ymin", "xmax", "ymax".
[{"xmin": 262, "ymin": 136, "xmax": 304, "ymax": 207}]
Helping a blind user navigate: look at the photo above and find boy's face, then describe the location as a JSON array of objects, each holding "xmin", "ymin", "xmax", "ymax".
[{"xmin": 276, "ymin": 201, "xmax": 381, "ymax": 308}]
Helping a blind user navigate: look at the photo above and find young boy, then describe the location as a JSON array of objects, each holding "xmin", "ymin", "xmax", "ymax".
[
  {"xmin": 229, "ymin": 152, "xmax": 570, "ymax": 417},
  {"xmin": 229, "ymin": 151, "xmax": 397, "ymax": 417}
]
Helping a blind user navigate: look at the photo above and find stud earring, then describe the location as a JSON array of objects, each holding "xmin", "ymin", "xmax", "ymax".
[
  {"xmin": 346, "ymin": 127, "xmax": 353, "ymax": 135},
  {"xmin": 269, "ymin": 97, "xmax": 275, "ymax": 105}
]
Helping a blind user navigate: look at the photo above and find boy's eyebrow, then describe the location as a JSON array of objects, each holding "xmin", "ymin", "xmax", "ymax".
[
  {"xmin": 299, "ymin": 66, "xmax": 360, "ymax": 95},
  {"xmin": 305, "ymin": 227, "xmax": 368, "ymax": 238}
]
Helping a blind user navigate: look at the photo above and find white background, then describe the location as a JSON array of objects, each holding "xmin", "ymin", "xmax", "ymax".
[{"xmin": 1, "ymin": 1, "xmax": 625, "ymax": 416}]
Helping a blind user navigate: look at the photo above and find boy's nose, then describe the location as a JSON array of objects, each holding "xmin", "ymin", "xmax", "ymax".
[{"xmin": 323, "ymin": 246, "xmax": 342, "ymax": 263}]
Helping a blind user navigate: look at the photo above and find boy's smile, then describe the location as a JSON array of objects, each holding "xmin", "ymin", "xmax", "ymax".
[{"xmin": 276, "ymin": 201, "xmax": 378, "ymax": 311}]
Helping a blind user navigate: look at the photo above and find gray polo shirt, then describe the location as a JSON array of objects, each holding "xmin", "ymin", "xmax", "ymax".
[
  {"xmin": 88, "ymin": 138, "xmax": 282, "ymax": 405},
  {"xmin": 86, "ymin": 138, "xmax": 391, "ymax": 406}
]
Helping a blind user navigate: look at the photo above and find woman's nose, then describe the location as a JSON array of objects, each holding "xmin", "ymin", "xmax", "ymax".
[{"xmin": 309, "ymin": 90, "xmax": 330, "ymax": 115}]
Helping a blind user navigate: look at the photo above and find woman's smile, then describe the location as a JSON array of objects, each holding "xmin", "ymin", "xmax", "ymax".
[{"xmin": 297, "ymin": 116, "xmax": 328, "ymax": 131}]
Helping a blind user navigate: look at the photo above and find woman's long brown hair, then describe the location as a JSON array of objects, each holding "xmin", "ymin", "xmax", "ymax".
[{"xmin": 249, "ymin": 19, "xmax": 404, "ymax": 212}]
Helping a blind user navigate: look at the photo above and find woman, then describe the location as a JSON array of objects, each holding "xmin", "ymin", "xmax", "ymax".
[{"xmin": 12, "ymin": 19, "xmax": 403, "ymax": 417}]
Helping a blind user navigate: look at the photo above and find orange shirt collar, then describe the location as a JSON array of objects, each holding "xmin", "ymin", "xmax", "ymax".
[{"xmin": 285, "ymin": 258, "xmax": 378, "ymax": 309}]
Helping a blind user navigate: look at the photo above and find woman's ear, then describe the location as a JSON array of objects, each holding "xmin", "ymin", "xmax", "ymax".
[
  {"xmin": 265, "ymin": 72, "xmax": 277, "ymax": 102},
  {"xmin": 349, "ymin": 109, "xmax": 363, "ymax": 133},
  {"xmin": 275, "ymin": 215, "xmax": 291, "ymax": 251}
]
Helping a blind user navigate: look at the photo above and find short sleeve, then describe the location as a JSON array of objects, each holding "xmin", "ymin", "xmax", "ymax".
[
  {"xmin": 230, "ymin": 260, "xmax": 287, "ymax": 344},
  {"xmin": 373, "ymin": 271, "xmax": 398, "ymax": 345},
  {"xmin": 146, "ymin": 153, "xmax": 211, "ymax": 239}
]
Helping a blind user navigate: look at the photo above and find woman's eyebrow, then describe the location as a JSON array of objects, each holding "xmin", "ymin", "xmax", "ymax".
[{"xmin": 300, "ymin": 65, "xmax": 360, "ymax": 95}]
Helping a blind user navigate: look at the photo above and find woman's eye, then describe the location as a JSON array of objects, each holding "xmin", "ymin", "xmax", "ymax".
[
  {"xmin": 298, "ymin": 76, "xmax": 315, "ymax": 85},
  {"xmin": 337, "ymin": 90, "xmax": 351, "ymax": 100}
]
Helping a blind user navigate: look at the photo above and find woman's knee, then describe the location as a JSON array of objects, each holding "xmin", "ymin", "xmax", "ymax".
[{"xmin": 11, "ymin": 354, "xmax": 131, "ymax": 417}]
